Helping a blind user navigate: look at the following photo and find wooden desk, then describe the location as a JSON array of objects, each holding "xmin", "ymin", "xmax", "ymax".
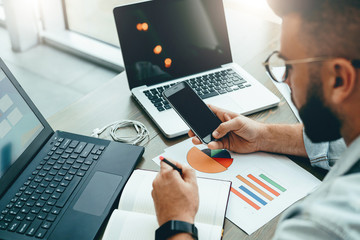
[{"xmin": 48, "ymin": 6, "xmax": 326, "ymax": 240}]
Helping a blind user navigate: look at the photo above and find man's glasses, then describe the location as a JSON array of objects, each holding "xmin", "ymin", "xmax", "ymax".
[{"xmin": 263, "ymin": 50, "xmax": 360, "ymax": 83}]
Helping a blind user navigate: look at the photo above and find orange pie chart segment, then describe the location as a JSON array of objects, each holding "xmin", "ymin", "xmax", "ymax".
[{"xmin": 187, "ymin": 147, "xmax": 232, "ymax": 173}]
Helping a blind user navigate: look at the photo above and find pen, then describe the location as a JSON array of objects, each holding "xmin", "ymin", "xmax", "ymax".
[{"xmin": 159, "ymin": 156, "xmax": 183, "ymax": 175}]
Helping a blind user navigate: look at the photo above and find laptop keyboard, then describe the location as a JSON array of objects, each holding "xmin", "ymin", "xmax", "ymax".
[
  {"xmin": 143, "ymin": 69, "xmax": 251, "ymax": 112},
  {"xmin": 0, "ymin": 137, "xmax": 106, "ymax": 239}
]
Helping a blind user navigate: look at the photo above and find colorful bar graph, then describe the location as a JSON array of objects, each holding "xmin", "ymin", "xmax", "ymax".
[
  {"xmin": 248, "ymin": 174, "xmax": 280, "ymax": 196},
  {"xmin": 231, "ymin": 187, "xmax": 260, "ymax": 210},
  {"xmin": 236, "ymin": 175, "xmax": 273, "ymax": 201},
  {"xmin": 239, "ymin": 186, "xmax": 267, "ymax": 206},
  {"xmin": 260, "ymin": 174, "xmax": 287, "ymax": 192}
]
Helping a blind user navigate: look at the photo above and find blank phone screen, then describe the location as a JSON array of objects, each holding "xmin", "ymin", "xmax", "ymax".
[{"xmin": 166, "ymin": 84, "xmax": 222, "ymax": 138}]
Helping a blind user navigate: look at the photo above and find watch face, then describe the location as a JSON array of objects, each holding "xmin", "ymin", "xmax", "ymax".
[{"xmin": 155, "ymin": 220, "xmax": 198, "ymax": 240}]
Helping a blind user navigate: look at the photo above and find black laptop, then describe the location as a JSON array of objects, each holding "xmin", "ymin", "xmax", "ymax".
[{"xmin": 0, "ymin": 58, "xmax": 144, "ymax": 240}]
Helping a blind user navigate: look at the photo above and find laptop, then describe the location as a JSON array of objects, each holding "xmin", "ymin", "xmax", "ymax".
[
  {"xmin": 0, "ymin": 58, "xmax": 144, "ymax": 240},
  {"xmin": 113, "ymin": 0, "xmax": 280, "ymax": 138}
]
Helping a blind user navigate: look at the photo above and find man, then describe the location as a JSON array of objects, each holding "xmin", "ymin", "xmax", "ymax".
[{"xmin": 152, "ymin": 0, "xmax": 360, "ymax": 239}]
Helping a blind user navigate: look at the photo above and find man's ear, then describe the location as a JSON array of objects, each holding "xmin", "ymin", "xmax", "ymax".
[{"xmin": 325, "ymin": 58, "xmax": 357, "ymax": 104}]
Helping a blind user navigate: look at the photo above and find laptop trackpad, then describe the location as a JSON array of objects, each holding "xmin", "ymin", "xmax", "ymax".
[
  {"xmin": 73, "ymin": 171, "xmax": 123, "ymax": 216},
  {"xmin": 205, "ymin": 95, "xmax": 243, "ymax": 112}
]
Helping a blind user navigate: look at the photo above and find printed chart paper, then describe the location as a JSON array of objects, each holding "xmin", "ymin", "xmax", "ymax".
[
  {"xmin": 271, "ymin": 66, "xmax": 301, "ymax": 122},
  {"xmin": 153, "ymin": 139, "xmax": 321, "ymax": 234}
]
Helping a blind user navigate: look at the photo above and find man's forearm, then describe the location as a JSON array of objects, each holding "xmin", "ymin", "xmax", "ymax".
[{"xmin": 260, "ymin": 123, "xmax": 307, "ymax": 157}]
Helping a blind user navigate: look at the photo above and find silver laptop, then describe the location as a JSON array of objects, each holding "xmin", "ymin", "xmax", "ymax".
[{"xmin": 113, "ymin": 0, "xmax": 280, "ymax": 138}]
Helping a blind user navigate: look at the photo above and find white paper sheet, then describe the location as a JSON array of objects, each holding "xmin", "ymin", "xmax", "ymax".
[
  {"xmin": 153, "ymin": 138, "xmax": 321, "ymax": 235},
  {"xmin": 271, "ymin": 67, "xmax": 302, "ymax": 122},
  {"xmin": 273, "ymin": 81, "xmax": 301, "ymax": 122}
]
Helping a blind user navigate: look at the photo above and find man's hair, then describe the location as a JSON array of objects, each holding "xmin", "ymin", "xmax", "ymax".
[{"xmin": 267, "ymin": 0, "xmax": 360, "ymax": 58}]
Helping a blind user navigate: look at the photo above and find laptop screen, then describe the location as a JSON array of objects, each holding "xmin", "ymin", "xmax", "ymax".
[
  {"xmin": 114, "ymin": 0, "xmax": 232, "ymax": 89},
  {"xmin": 0, "ymin": 68, "xmax": 44, "ymax": 179}
]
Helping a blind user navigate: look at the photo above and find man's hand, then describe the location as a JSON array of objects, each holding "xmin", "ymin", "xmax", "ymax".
[
  {"xmin": 189, "ymin": 104, "xmax": 266, "ymax": 153},
  {"xmin": 152, "ymin": 159, "xmax": 199, "ymax": 226},
  {"xmin": 189, "ymin": 104, "xmax": 308, "ymax": 157}
]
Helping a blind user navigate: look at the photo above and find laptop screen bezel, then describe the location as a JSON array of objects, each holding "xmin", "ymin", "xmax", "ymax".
[
  {"xmin": 113, "ymin": 0, "xmax": 233, "ymax": 90},
  {"xmin": 0, "ymin": 59, "xmax": 54, "ymax": 197}
]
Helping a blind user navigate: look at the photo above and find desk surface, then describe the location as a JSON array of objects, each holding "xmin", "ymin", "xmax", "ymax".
[{"xmin": 47, "ymin": 7, "xmax": 326, "ymax": 239}]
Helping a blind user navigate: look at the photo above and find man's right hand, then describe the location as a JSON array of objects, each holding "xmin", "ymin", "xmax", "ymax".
[
  {"xmin": 189, "ymin": 104, "xmax": 267, "ymax": 153},
  {"xmin": 189, "ymin": 104, "xmax": 307, "ymax": 157}
]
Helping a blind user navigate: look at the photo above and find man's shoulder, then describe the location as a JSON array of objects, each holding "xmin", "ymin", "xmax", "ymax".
[
  {"xmin": 308, "ymin": 158, "xmax": 360, "ymax": 208},
  {"xmin": 298, "ymin": 168, "xmax": 360, "ymax": 238},
  {"xmin": 274, "ymin": 170, "xmax": 360, "ymax": 239}
]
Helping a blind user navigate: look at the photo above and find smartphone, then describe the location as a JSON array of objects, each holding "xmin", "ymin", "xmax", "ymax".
[{"xmin": 163, "ymin": 82, "xmax": 222, "ymax": 144}]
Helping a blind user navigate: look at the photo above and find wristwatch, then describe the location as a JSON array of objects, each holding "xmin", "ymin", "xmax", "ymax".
[{"xmin": 155, "ymin": 220, "xmax": 198, "ymax": 240}]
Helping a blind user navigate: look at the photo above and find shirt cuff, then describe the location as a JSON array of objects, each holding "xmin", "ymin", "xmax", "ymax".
[{"xmin": 303, "ymin": 129, "xmax": 346, "ymax": 170}]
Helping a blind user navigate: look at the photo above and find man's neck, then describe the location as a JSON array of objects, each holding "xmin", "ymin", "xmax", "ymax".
[{"xmin": 341, "ymin": 121, "xmax": 360, "ymax": 146}]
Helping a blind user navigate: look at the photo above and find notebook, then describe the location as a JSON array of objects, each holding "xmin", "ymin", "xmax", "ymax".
[
  {"xmin": 113, "ymin": 0, "xmax": 280, "ymax": 138},
  {"xmin": 0, "ymin": 58, "xmax": 144, "ymax": 240},
  {"xmin": 102, "ymin": 169, "xmax": 231, "ymax": 240}
]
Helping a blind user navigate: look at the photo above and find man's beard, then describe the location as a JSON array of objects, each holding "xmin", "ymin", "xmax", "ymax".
[{"xmin": 297, "ymin": 71, "xmax": 342, "ymax": 143}]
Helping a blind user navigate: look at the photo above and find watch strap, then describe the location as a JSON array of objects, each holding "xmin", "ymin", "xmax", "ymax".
[{"xmin": 155, "ymin": 220, "xmax": 198, "ymax": 240}]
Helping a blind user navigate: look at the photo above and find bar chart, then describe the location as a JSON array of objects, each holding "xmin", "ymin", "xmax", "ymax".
[{"xmin": 231, "ymin": 171, "xmax": 287, "ymax": 210}]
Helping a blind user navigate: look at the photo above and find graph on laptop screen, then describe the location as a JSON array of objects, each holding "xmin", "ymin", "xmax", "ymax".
[{"xmin": 0, "ymin": 69, "xmax": 44, "ymax": 178}]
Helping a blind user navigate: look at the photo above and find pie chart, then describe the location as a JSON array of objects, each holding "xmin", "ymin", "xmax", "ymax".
[{"xmin": 187, "ymin": 147, "xmax": 233, "ymax": 173}]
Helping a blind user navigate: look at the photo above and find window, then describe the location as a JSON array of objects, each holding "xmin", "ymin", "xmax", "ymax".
[
  {"xmin": 228, "ymin": 0, "xmax": 280, "ymax": 24},
  {"xmin": 63, "ymin": 0, "xmax": 121, "ymax": 47},
  {"xmin": 5, "ymin": 0, "xmax": 278, "ymax": 70},
  {"xmin": 38, "ymin": 0, "xmax": 126, "ymax": 70},
  {"xmin": 62, "ymin": 0, "xmax": 274, "ymax": 47},
  {"xmin": 0, "ymin": 0, "xmax": 6, "ymax": 25}
]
